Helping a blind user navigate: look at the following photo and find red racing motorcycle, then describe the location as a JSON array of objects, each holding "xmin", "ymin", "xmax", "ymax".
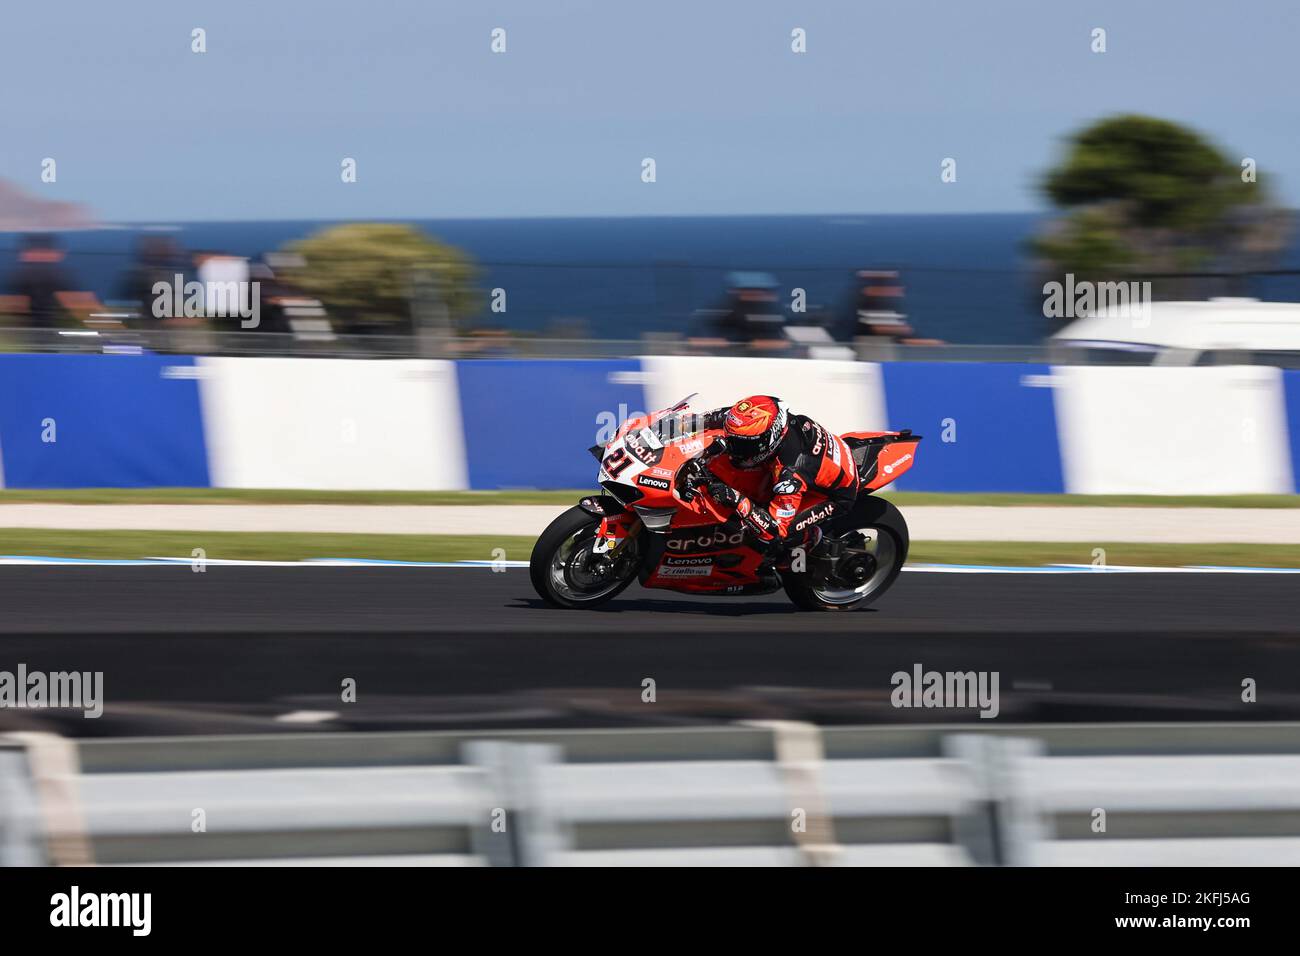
[{"xmin": 529, "ymin": 395, "xmax": 920, "ymax": 611}]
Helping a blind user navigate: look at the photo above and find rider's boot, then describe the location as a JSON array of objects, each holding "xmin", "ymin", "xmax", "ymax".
[{"xmin": 773, "ymin": 525, "xmax": 827, "ymax": 572}]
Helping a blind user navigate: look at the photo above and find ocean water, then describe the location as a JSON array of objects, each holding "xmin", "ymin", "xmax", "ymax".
[{"xmin": 4, "ymin": 213, "xmax": 1298, "ymax": 345}]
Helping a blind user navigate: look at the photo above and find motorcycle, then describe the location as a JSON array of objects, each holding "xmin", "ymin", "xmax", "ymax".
[{"xmin": 529, "ymin": 394, "xmax": 921, "ymax": 611}]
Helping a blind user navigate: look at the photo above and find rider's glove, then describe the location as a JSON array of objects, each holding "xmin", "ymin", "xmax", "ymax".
[
  {"xmin": 704, "ymin": 478, "xmax": 740, "ymax": 507},
  {"xmin": 678, "ymin": 459, "xmax": 706, "ymax": 501}
]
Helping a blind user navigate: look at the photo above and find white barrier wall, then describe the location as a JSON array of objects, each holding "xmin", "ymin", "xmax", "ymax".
[
  {"xmin": 13, "ymin": 354, "xmax": 1281, "ymax": 493},
  {"xmin": 640, "ymin": 356, "xmax": 889, "ymax": 436},
  {"xmin": 1052, "ymin": 365, "xmax": 1294, "ymax": 495},
  {"xmin": 197, "ymin": 357, "xmax": 469, "ymax": 490}
]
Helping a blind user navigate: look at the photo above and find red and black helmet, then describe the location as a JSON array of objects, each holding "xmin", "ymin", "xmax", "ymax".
[{"xmin": 723, "ymin": 395, "xmax": 788, "ymax": 467}]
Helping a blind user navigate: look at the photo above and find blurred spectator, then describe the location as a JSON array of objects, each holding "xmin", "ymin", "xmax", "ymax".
[
  {"xmin": 690, "ymin": 271, "xmax": 789, "ymax": 350},
  {"xmin": 247, "ymin": 262, "xmax": 292, "ymax": 335},
  {"xmin": 719, "ymin": 271, "xmax": 784, "ymax": 343},
  {"xmin": 6, "ymin": 234, "xmax": 76, "ymax": 329},
  {"xmin": 0, "ymin": 234, "xmax": 110, "ymax": 349},
  {"xmin": 844, "ymin": 269, "xmax": 943, "ymax": 346},
  {"xmin": 261, "ymin": 252, "xmax": 335, "ymax": 344},
  {"xmin": 117, "ymin": 235, "xmax": 185, "ymax": 332},
  {"xmin": 853, "ymin": 269, "xmax": 912, "ymax": 339},
  {"xmin": 196, "ymin": 252, "xmax": 252, "ymax": 323}
]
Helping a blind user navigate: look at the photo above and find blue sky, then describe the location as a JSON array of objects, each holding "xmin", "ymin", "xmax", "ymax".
[{"xmin": 2, "ymin": 0, "xmax": 1296, "ymax": 221}]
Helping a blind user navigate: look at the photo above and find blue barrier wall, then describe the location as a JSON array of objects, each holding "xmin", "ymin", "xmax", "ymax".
[
  {"xmin": 879, "ymin": 362, "xmax": 1066, "ymax": 493},
  {"xmin": 0, "ymin": 355, "xmax": 210, "ymax": 488},
  {"xmin": 0, "ymin": 355, "xmax": 1294, "ymax": 493},
  {"xmin": 1284, "ymin": 370, "xmax": 1300, "ymax": 494},
  {"xmin": 455, "ymin": 359, "xmax": 648, "ymax": 488}
]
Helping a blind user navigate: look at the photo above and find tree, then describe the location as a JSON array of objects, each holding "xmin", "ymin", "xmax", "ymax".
[
  {"xmin": 1032, "ymin": 115, "xmax": 1289, "ymax": 297},
  {"xmin": 280, "ymin": 223, "xmax": 479, "ymax": 333}
]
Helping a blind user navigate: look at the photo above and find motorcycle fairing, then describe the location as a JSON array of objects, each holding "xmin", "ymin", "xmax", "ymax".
[
  {"xmin": 639, "ymin": 519, "xmax": 769, "ymax": 591},
  {"xmin": 593, "ymin": 402, "xmax": 922, "ymax": 595}
]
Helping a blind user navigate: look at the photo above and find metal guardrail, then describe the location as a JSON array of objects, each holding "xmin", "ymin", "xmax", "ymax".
[
  {"xmin": 4, "ymin": 326, "xmax": 1300, "ymax": 366},
  {"xmin": 2, "ymin": 722, "xmax": 1299, "ymax": 866}
]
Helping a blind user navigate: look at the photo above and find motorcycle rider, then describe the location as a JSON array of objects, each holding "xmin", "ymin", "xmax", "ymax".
[{"xmin": 681, "ymin": 395, "xmax": 858, "ymax": 562}]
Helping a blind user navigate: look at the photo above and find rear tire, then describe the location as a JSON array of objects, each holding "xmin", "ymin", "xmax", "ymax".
[
  {"xmin": 783, "ymin": 497, "xmax": 910, "ymax": 611},
  {"xmin": 529, "ymin": 506, "xmax": 641, "ymax": 609}
]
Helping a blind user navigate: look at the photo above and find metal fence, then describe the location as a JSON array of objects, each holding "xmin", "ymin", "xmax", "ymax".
[
  {"xmin": 4, "ymin": 326, "xmax": 1300, "ymax": 367},
  {"xmin": 3, "ymin": 722, "xmax": 1299, "ymax": 866}
]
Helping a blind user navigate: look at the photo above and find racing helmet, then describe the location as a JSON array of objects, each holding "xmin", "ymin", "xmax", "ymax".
[{"xmin": 723, "ymin": 395, "xmax": 788, "ymax": 468}]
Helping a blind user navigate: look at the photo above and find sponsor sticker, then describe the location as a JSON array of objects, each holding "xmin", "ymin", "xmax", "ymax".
[
  {"xmin": 657, "ymin": 565, "xmax": 713, "ymax": 577},
  {"xmin": 667, "ymin": 529, "xmax": 746, "ymax": 552},
  {"xmin": 883, "ymin": 453, "xmax": 912, "ymax": 476},
  {"xmin": 795, "ymin": 503, "xmax": 834, "ymax": 531},
  {"xmin": 624, "ymin": 431, "xmax": 660, "ymax": 466}
]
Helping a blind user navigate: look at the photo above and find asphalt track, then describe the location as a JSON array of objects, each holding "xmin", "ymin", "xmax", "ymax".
[{"xmin": 0, "ymin": 567, "xmax": 1297, "ymax": 733}]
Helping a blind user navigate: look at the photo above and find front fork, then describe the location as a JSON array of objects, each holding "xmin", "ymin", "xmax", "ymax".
[{"xmin": 592, "ymin": 513, "xmax": 640, "ymax": 558}]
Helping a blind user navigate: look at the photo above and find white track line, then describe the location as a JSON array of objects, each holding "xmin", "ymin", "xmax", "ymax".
[{"xmin": 0, "ymin": 556, "xmax": 1295, "ymax": 573}]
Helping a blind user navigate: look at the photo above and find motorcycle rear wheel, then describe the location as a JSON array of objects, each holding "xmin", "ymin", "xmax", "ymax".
[
  {"xmin": 783, "ymin": 498, "xmax": 910, "ymax": 611},
  {"xmin": 529, "ymin": 506, "xmax": 641, "ymax": 609}
]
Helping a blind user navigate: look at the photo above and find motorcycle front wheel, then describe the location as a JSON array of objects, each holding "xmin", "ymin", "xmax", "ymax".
[{"xmin": 529, "ymin": 506, "xmax": 642, "ymax": 609}]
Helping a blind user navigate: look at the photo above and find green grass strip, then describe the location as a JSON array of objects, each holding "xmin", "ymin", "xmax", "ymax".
[{"xmin": 0, "ymin": 488, "xmax": 1296, "ymax": 508}]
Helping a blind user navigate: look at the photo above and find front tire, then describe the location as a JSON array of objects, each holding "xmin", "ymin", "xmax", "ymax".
[{"xmin": 529, "ymin": 506, "xmax": 641, "ymax": 609}]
